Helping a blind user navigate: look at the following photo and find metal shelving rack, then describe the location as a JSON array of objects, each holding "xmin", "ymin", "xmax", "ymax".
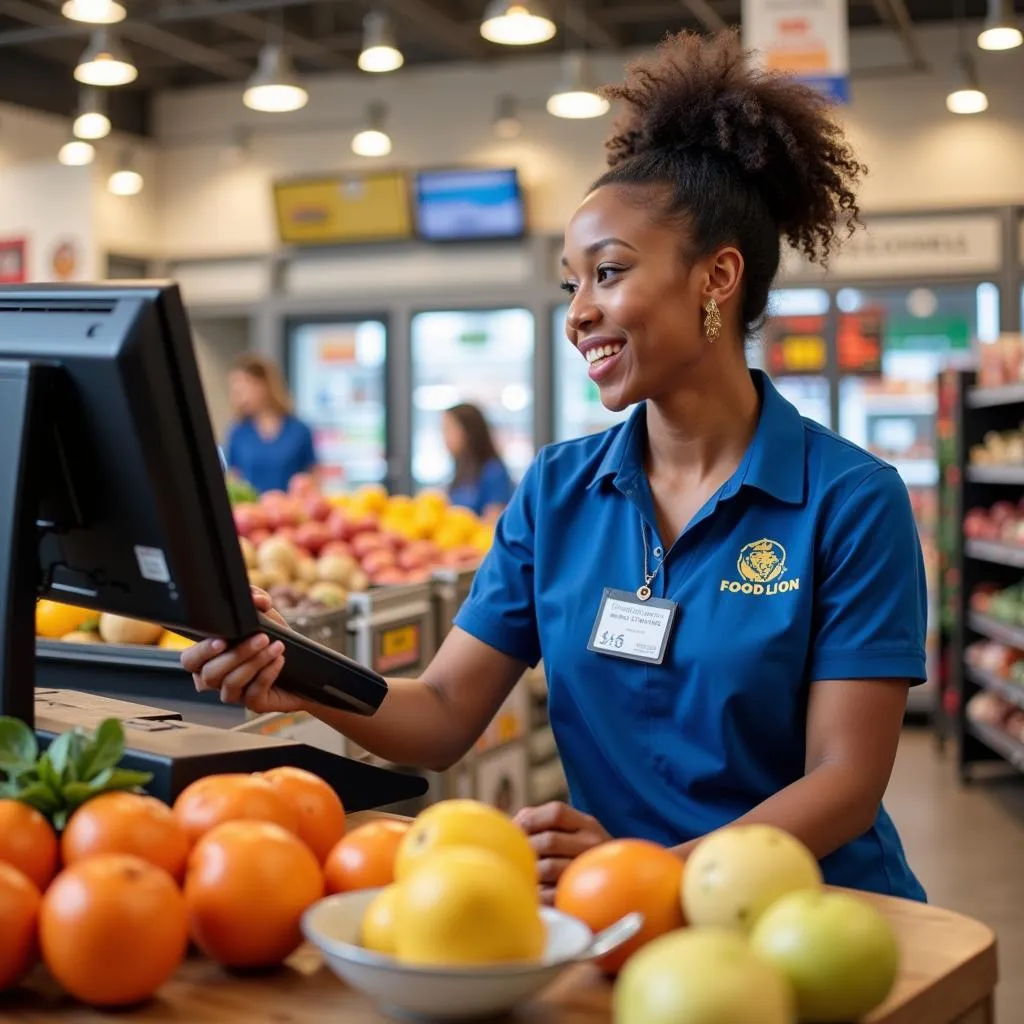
[{"xmin": 955, "ymin": 370, "xmax": 1024, "ymax": 782}]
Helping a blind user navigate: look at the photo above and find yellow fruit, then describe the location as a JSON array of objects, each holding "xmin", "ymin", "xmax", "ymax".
[
  {"xmin": 433, "ymin": 525, "xmax": 466, "ymax": 551},
  {"xmin": 361, "ymin": 885, "xmax": 401, "ymax": 955},
  {"xmin": 158, "ymin": 631, "xmax": 194, "ymax": 651},
  {"xmin": 36, "ymin": 601, "xmax": 95, "ymax": 640},
  {"xmin": 395, "ymin": 847, "xmax": 545, "ymax": 966},
  {"xmin": 355, "ymin": 484, "xmax": 388, "ymax": 514},
  {"xmin": 386, "ymin": 494, "xmax": 415, "ymax": 516},
  {"xmin": 471, "ymin": 526, "xmax": 495, "ymax": 553},
  {"xmin": 395, "ymin": 799, "xmax": 537, "ymax": 890},
  {"xmin": 412, "ymin": 504, "xmax": 442, "ymax": 537},
  {"xmin": 415, "ymin": 489, "xmax": 448, "ymax": 513}
]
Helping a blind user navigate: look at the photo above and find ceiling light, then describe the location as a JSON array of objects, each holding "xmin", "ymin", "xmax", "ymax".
[
  {"xmin": 61, "ymin": 0, "xmax": 125, "ymax": 24},
  {"xmin": 946, "ymin": 56, "xmax": 988, "ymax": 114},
  {"xmin": 481, "ymin": 0, "xmax": 556, "ymax": 46},
  {"xmin": 74, "ymin": 30, "xmax": 137, "ymax": 86},
  {"xmin": 358, "ymin": 10, "xmax": 404, "ymax": 72},
  {"xmin": 546, "ymin": 53, "xmax": 609, "ymax": 119},
  {"xmin": 73, "ymin": 87, "xmax": 110, "ymax": 139},
  {"xmin": 493, "ymin": 95, "xmax": 522, "ymax": 138},
  {"xmin": 352, "ymin": 104, "xmax": 392, "ymax": 157},
  {"xmin": 58, "ymin": 138, "xmax": 95, "ymax": 166},
  {"xmin": 978, "ymin": 0, "xmax": 1022, "ymax": 49},
  {"xmin": 243, "ymin": 44, "xmax": 308, "ymax": 112},
  {"xmin": 108, "ymin": 150, "xmax": 143, "ymax": 195}
]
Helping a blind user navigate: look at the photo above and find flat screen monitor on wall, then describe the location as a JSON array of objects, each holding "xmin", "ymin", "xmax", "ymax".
[
  {"xmin": 413, "ymin": 168, "xmax": 525, "ymax": 242},
  {"xmin": 273, "ymin": 172, "xmax": 413, "ymax": 246}
]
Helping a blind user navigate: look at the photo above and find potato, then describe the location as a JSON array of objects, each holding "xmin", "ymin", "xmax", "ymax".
[
  {"xmin": 61, "ymin": 630, "xmax": 102, "ymax": 644},
  {"xmin": 295, "ymin": 556, "xmax": 319, "ymax": 585},
  {"xmin": 239, "ymin": 536, "xmax": 258, "ymax": 570},
  {"xmin": 317, "ymin": 553, "xmax": 357, "ymax": 586},
  {"xmin": 257, "ymin": 536, "xmax": 300, "ymax": 575},
  {"xmin": 98, "ymin": 613, "xmax": 163, "ymax": 646},
  {"xmin": 307, "ymin": 581, "xmax": 349, "ymax": 609},
  {"xmin": 348, "ymin": 569, "xmax": 370, "ymax": 593}
]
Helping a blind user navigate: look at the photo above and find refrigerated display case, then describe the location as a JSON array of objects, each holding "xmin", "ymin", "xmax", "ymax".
[
  {"xmin": 287, "ymin": 318, "xmax": 389, "ymax": 493},
  {"xmin": 410, "ymin": 308, "xmax": 535, "ymax": 490}
]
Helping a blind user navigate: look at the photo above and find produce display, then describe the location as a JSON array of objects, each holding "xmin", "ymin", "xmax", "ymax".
[
  {"xmin": 34, "ymin": 600, "xmax": 194, "ymax": 651},
  {"xmin": 966, "ymin": 692, "xmax": 1024, "ymax": 744},
  {"xmin": 977, "ymin": 332, "xmax": 1024, "ymax": 388},
  {"xmin": 965, "ymin": 639, "xmax": 1024, "ymax": 684},
  {"xmin": 969, "ymin": 427, "xmax": 1024, "ymax": 467},
  {"xmin": 969, "ymin": 581, "xmax": 1024, "ymax": 626},
  {"xmin": 963, "ymin": 499, "xmax": 1024, "ymax": 545}
]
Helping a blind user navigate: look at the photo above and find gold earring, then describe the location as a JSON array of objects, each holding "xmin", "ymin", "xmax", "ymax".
[{"xmin": 703, "ymin": 297, "xmax": 722, "ymax": 342}]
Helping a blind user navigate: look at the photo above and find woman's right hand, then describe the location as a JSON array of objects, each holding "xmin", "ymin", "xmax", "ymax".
[{"xmin": 180, "ymin": 588, "xmax": 305, "ymax": 714}]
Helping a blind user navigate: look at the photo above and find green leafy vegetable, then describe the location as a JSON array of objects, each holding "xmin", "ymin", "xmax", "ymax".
[{"xmin": 0, "ymin": 716, "xmax": 153, "ymax": 830}]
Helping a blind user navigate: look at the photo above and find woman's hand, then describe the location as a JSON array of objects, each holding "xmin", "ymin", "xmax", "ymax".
[
  {"xmin": 514, "ymin": 802, "xmax": 611, "ymax": 904},
  {"xmin": 180, "ymin": 588, "xmax": 305, "ymax": 714}
]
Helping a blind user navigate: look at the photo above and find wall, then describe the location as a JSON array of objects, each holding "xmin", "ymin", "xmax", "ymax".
[
  {"xmin": 151, "ymin": 22, "xmax": 1024, "ymax": 260},
  {"xmin": 190, "ymin": 316, "xmax": 251, "ymax": 440}
]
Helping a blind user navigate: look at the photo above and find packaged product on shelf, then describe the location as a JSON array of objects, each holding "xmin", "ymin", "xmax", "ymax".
[
  {"xmin": 969, "ymin": 427, "xmax": 1024, "ymax": 467},
  {"xmin": 977, "ymin": 333, "xmax": 1024, "ymax": 388}
]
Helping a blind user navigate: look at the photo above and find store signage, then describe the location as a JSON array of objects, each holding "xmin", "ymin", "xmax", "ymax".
[
  {"xmin": 837, "ymin": 308, "xmax": 883, "ymax": 375},
  {"xmin": 0, "ymin": 237, "xmax": 27, "ymax": 283},
  {"xmin": 764, "ymin": 315, "xmax": 828, "ymax": 375},
  {"xmin": 742, "ymin": 0, "xmax": 850, "ymax": 103},
  {"xmin": 886, "ymin": 316, "xmax": 971, "ymax": 353},
  {"xmin": 780, "ymin": 215, "xmax": 1002, "ymax": 281}
]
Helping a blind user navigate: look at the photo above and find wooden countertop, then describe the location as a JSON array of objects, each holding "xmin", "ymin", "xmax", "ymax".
[{"xmin": 6, "ymin": 813, "xmax": 998, "ymax": 1024}]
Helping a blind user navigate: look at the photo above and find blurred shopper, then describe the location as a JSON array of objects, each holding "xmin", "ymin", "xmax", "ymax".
[
  {"xmin": 224, "ymin": 354, "xmax": 316, "ymax": 494},
  {"xmin": 442, "ymin": 403, "xmax": 515, "ymax": 520}
]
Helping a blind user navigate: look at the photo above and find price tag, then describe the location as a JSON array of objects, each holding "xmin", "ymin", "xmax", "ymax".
[
  {"xmin": 375, "ymin": 623, "xmax": 422, "ymax": 673},
  {"xmin": 586, "ymin": 589, "xmax": 678, "ymax": 665}
]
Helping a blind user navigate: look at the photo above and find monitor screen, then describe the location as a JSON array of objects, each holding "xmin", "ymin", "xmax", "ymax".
[
  {"xmin": 274, "ymin": 172, "xmax": 413, "ymax": 246},
  {"xmin": 414, "ymin": 168, "xmax": 525, "ymax": 242}
]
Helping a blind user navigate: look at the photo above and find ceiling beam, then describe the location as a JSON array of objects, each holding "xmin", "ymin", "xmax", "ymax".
[
  {"xmin": 215, "ymin": 11, "xmax": 353, "ymax": 70},
  {"xmin": 679, "ymin": 0, "xmax": 728, "ymax": 32},
  {"xmin": 562, "ymin": 2, "xmax": 620, "ymax": 49},
  {"xmin": 388, "ymin": 0, "xmax": 484, "ymax": 59},
  {"xmin": 870, "ymin": 0, "xmax": 929, "ymax": 71}
]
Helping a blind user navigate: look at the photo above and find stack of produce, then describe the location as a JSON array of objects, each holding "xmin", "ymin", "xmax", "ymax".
[
  {"xmin": 35, "ymin": 601, "xmax": 193, "ymax": 650},
  {"xmin": 969, "ymin": 581, "xmax": 1024, "ymax": 627},
  {"xmin": 963, "ymin": 499, "xmax": 1024, "ymax": 545},
  {"xmin": 232, "ymin": 475, "xmax": 492, "ymax": 594},
  {"xmin": 965, "ymin": 640, "xmax": 1024, "ymax": 682},
  {"xmin": 969, "ymin": 428, "xmax": 1024, "ymax": 467},
  {"xmin": 966, "ymin": 692, "xmax": 1024, "ymax": 743}
]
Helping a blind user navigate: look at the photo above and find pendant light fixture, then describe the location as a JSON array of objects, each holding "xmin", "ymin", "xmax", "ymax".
[
  {"xmin": 351, "ymin": 102, "xmax": 392, "ymax": 157},
  {"xmin": 108, "ymin": 149, "xmax": 144, "ymax": 195},
  {"xmin": 547, "ymin": 52, "xmax": 609, "ymax": 118},
  {"xmin": 73, "ymin": 88, "xmax": 111, "ymax": 140},
  {"xmin": 481, "ymin": 1, "xmax": 556, "ymax": 46},
  {"xmin": 58, "ymin": 137, "xmax": 95, "ymax": 166},
  {"xmin": 62, "ymin": 0, "xmax": 125, "ymax": 24},
  {"xmin": 243, "ymin": 43, "xmax": 308, "ymax": 112},
  {"xmin": 358, "ymin": 10, "xmax": 404, "ymax": 72},
  {"xmin": 948, "ymin": 3, "xmax": 989, "ymax": 114},
  {"xmin": 978, "ymin": 0, "xmax": 1022, "ymax": 50},
  {"xmin": 74, "ymin": 29, "xmax": 137, "ymax": 86}
]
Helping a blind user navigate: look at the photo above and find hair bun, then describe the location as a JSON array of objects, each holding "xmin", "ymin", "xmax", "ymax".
[{"xmin": 599, "ymin": 30, "xmax": 864, "ymax": 264}]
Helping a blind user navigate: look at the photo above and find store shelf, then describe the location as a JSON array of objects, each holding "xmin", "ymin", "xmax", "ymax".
[
  {"xmin": 965, "ymin": 539, "xmax": 1024, "ymax": 569},
  {"xmin": 966, "ymin": 719, "xmax": 1024, "ymax": 773},
  {"xmin": 967, "ymin": 465, "xmax": 1024, "ymax": 485},
  {"xmin": 965, "ymin": 666, "xmax": 1024, "ymax": 712},
  {"xmin": 968, "ymin": 611, "xmax": 1024, "ymax": 649},
  {"xmin": 967, "ymin": 384, "xmax": 1024, "ymax": 409}
]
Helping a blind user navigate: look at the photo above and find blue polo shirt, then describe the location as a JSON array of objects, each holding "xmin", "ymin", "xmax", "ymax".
[
  {"xmin": 450, "ymin": 458, "xmax": 516, "ymax": 517},
  {"xmin": 454, "ymin": 370, "xmax": 927, "ymax": 901},
  {"xmin": 226, "ymin": 416, "xmax": 316, "ymax": 495}
]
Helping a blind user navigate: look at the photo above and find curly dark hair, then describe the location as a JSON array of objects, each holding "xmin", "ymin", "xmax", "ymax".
[{"xmin": 593, "ymin": 29, "xmax": 866, "ymax": 332}]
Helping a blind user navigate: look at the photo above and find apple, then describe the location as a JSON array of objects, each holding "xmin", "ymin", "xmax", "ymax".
[
  {"xmin": 263, "ymin": 500, "xmax": 299, "ymax": 530},
  {"xmin": 249, "ymin": 528, "xmax": 271, "ymax": 548},
  {"xmin": 351, "ymin": 532, "xmax": 390, "ymax": 559},
  {"xmin": 288, "ymin": 472, "xmax": 318, "ymax": 498},
  {"xmin": 326, "ymin": 511, "xmax": 350, "ymax": 542},
  {"xmin": 613, "ymin": 928, "xmax": 794, "ymax": 1024},
  {"xmin": 302, "ymin": 495, "xmax": 331, "ymax": 523},
  {"xmin": 378, "ymin": 530, "xmax": 408, "ymax": 552},
  {"xmin": 274, "ymin": 525, "xmax": 299, "ymax": 546},
  {"xmin": 682, "ymin": 825, "xmax": 822, "ymax": 933},
  {"xmin": 294, "ymin": 521, "xmax": 331, "ymax": 555},
  {"xmin": 750, "ymin": 890, "xmax": 899, "ymax": 1022},
  {"xmin": 397, "ymin": 548, "xmax": 429, "ymax": 572},
  {"xmin": 232, "ymin": 503, "xmax": 266, "ymax": 538},
  {"xmin": 371, "ymin": 567, "xmax": 407, "ymax": 587},
  {"xmin": 261, "ymin": 490, "xmax": 289, "ymax": 506},
  {"xmin": 338, "ymin": 515, "xmax": 378, "ymax": 542},
  {"xmin": 320, "ymin": 540, "xmax": 353, "ymax": 560},
  {"xmin": 361, "ymin": 548, "xmax": 397, "ymax": 575}
]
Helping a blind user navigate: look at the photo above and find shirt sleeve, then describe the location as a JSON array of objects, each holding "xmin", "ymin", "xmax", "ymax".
[
  {"xmin": 452, "ymin": 459, "xmax": 540, "ymax": 666},
  {"xmin": 809, "ymin": 465, "xmax": 928, "ymax": 684},
  {"xmin": 477, "ymin": 459, "xmax": 515, "ymax": 510}
]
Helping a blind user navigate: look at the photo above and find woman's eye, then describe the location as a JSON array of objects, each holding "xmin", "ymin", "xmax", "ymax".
[
  {"xmin": 559, "ymin": 281, "xmax": 577, "ymax": 295},
  {"xmin": 596, "ymin": 266, "xmax": 620, "ymax": 284}
]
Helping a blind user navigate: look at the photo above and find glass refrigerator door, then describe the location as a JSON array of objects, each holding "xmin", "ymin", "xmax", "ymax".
[
  {"xmin": 553, "ymin": 303, "xmax": 632, "ymax": 441},
  {"xmin": 288, "ymin": 319, "xmax": 388, "ymax": 493},
  {"xmin": 411, "ymin": 308, "xmax": 535, "ymax": 491},
  {"xmin": 838, "ymin": 282, "xmax": 1000, "ymax": 701}
]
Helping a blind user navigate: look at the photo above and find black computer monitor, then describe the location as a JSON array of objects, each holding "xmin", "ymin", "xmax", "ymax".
[{"xmin": 0, "ymin": 282, "xmax": 388, "ymax": 728}]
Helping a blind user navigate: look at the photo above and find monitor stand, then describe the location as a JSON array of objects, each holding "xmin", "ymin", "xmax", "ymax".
[{"xmin": 0, "ymin": 359, "xmax": 427, "ymax": 810}]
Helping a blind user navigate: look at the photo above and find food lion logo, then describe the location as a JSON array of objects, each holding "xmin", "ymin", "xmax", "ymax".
[{"xmin": 720, "ymin": 539, "xmax": 800, "ymax": 596}]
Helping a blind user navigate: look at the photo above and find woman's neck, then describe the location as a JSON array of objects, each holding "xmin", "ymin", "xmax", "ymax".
[{"xmin": 253, "ymin": 410, "xmax": 284, "ymax": 439}]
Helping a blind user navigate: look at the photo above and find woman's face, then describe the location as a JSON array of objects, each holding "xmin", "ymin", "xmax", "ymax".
[
  {"xmin": 442, "ymin": 413, "xmax": 466, "ymax": 457},
  {"xmin": 560, "ymin": 184, "xmax": 723, "ymax": 412},
  {"xmin": 228, "ymin": 370, "xmax": 268, "ymax": 418}
]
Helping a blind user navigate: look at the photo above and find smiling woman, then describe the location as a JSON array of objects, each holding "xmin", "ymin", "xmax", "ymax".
[{"xmin": 182, "ymin": 29, "xmax": 929, "ymax": 909}]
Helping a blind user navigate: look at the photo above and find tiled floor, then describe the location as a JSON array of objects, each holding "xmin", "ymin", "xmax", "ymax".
[{"xmin": 885, "ymin": 727, "xmax": 1024, "ymax": 1021}]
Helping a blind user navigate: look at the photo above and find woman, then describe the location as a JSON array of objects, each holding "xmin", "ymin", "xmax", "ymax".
[
  {"xmin": 442, "ymin": 403, "xmax": 515, "ymax": 520},
  {"xmin": 185, "ymin": 32, "xmax": 927, "ymax": 905},
  {"xmin": 224, "ymin": 354, "xmax": 317, "ymax": 495}
]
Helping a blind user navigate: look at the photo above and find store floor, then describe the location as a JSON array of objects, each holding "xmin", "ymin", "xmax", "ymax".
[{"xmin": 886, "ymin": 727, "xmax": 1024, "ymax": 1020}]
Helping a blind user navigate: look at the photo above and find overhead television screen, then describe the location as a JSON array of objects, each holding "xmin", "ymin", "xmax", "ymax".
[
  {"xmin": 273, "ymin": 171, "xmax": 413, "ymax": 245},
  {"xmin": 414, "ymin": 167, "xmax": 525, "ymax": 242}
]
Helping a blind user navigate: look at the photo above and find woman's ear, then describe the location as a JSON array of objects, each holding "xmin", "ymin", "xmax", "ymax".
[{"xmin": 705, "ymin": 245, "xmax": 744, "ymax": 307}]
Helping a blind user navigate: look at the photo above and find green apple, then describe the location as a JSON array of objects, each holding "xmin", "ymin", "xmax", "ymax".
[
  {"xmin": 682, "ymin": 825, "xmax": 822, "ymax": 933},
  {"xmin": 750, "ymin": 889, "xmax": 900, "ymax": 1022},
  {"xmin": 614, "ymin": 928, "xmax": 795, "ymax": 1024}
]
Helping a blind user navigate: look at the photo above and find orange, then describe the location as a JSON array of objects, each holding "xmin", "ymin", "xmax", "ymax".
[
  {"xmin": 260, "ymin": 766, "xmax": 346, "ymax": 864},
  {"xmin": 324, "ymin": 819, "xmax": 410, "ymax": 893},
  {"xmin": 185, "ymin": 819, "xmax": 324, "ymax": 968},
  {"xmin": 158, "ymin": 631, "xmax": 194, "ymax": 651},
  {"xmin": 40, "ymin": 854, "xmax": 188, "ymax": 1008},
  {"xmin": 555, "ymin": 839, "xmax": 685, "ymax": 975},
  {"xmin": 62, "ymin": 792, "xmax": 191, "ymax": 883},
  {"xmin": 0, "ymin": 863, "xmax": 41, "ymax": 992},
  {"xmin": 35, "ymin": 600, "xmax": 95, "ymax": 639},
  {"xmin": 172, "ymin": 772, "xmax": 299, "ymax": 845},
  {"xmin": 0, "ymin": 800, "xmax": 59, "ymax": 891}
]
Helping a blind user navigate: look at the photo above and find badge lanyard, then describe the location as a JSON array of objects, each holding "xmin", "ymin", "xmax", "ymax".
[{"xmin": 637, "ymin": 519, "xmax": 665, "ymax": 601}]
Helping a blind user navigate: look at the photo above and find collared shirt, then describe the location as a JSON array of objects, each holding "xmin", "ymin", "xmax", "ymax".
[
  {"xmin": 449, "ymin": 457, "xmax": 515, "ymax": 517},
  {"xmin": 454, "ymin": 370, "xmax": 927, "ymax": 901},
  {"xmin": 226, "ymin": 415, "xmax": 316, "ymax": 495}
]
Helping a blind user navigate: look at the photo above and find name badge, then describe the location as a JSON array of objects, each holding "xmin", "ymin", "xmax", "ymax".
[{"xmin": 587, "ymin": 588, "xmax": 678, "ymax": 665}]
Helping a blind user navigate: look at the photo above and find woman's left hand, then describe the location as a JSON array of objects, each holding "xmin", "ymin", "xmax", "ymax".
[{"xmin": 514, "ymin": 802, "xmax": 611, "ymax": 903}]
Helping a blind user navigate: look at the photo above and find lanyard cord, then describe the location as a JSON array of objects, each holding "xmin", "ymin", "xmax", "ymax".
[{"xmin": 638, "ymin": 518, "xmax": 666, "ymax": 601}]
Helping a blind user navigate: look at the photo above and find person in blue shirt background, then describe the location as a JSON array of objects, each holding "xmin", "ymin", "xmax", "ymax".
[
  {"xmin": 184, "ymin": 31, "xmax": 927, "ymax": 905},
  {"xmin": 442, "ymin": 402, "xmax": 515, "ymax": 521},
  {"xmin": 224, "ymin": 354, "xmax": 317, "ymax": 495}
]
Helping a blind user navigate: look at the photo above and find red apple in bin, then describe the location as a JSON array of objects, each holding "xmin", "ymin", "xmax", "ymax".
[
  {"xmin": 294, "ymin": 521, "xmax": 331, "ymax": 555},
  {"xmin": 990, "ymin": 501, "xmax": 1016, "ymax": 525},
  {"xmin": 361, "ymin": 548, "xmax": 397, "ymax": 576},
  {"xmin": 326, "ymin": 511, "xmax": 350, "ymax": 542},
  {"xmin": 320, "ymin": 540, "xmax": 353, "ymax": 559},
  {"xmin": 262, "ymin": 489, "xmax": 289, "ymax": 505},
  {"xmin": 343, "ymin": 515, "xmax": 379, "ymax": 542},
  {"xmin": 351, "ymin": 532, "xmax": 390, "ymax": 559},
  {"xmin": 288, "ymin": 472, "xmax": 318, "ymax": 499},
  {"xmin": 250, "ymin": 528, "xmax": 271, "ymax": 547},
  {"xmin": 964, "ymin": 508, "xmax": 989, "ymax": 539},
  {"xmin": 302, "ymin": 494, "xmax": 331, "ymax": 523},
  {"xmin": 378, "ymin": 531, "xmax": 408, "ymax": 552},
  {"xmin": 233, "ymin": 503, "xmax": 266, "ymax": 538},
  {"xmin": 263, "ymin": 501, "xmax": 298, "ymax": 530},
  {"xmin": 371, "ymin": 567, "xmax": 407, "ymax": 587}
]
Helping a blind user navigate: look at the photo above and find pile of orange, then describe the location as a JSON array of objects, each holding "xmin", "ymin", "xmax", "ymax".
[{"xmin": 0, "ymin": 764, "xmax": 356, "ymax": 1009}]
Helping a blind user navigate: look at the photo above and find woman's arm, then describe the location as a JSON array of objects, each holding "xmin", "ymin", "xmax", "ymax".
[{"xmin": 672, "ymin": 677, "xmax": 909, "ymax": 860}]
